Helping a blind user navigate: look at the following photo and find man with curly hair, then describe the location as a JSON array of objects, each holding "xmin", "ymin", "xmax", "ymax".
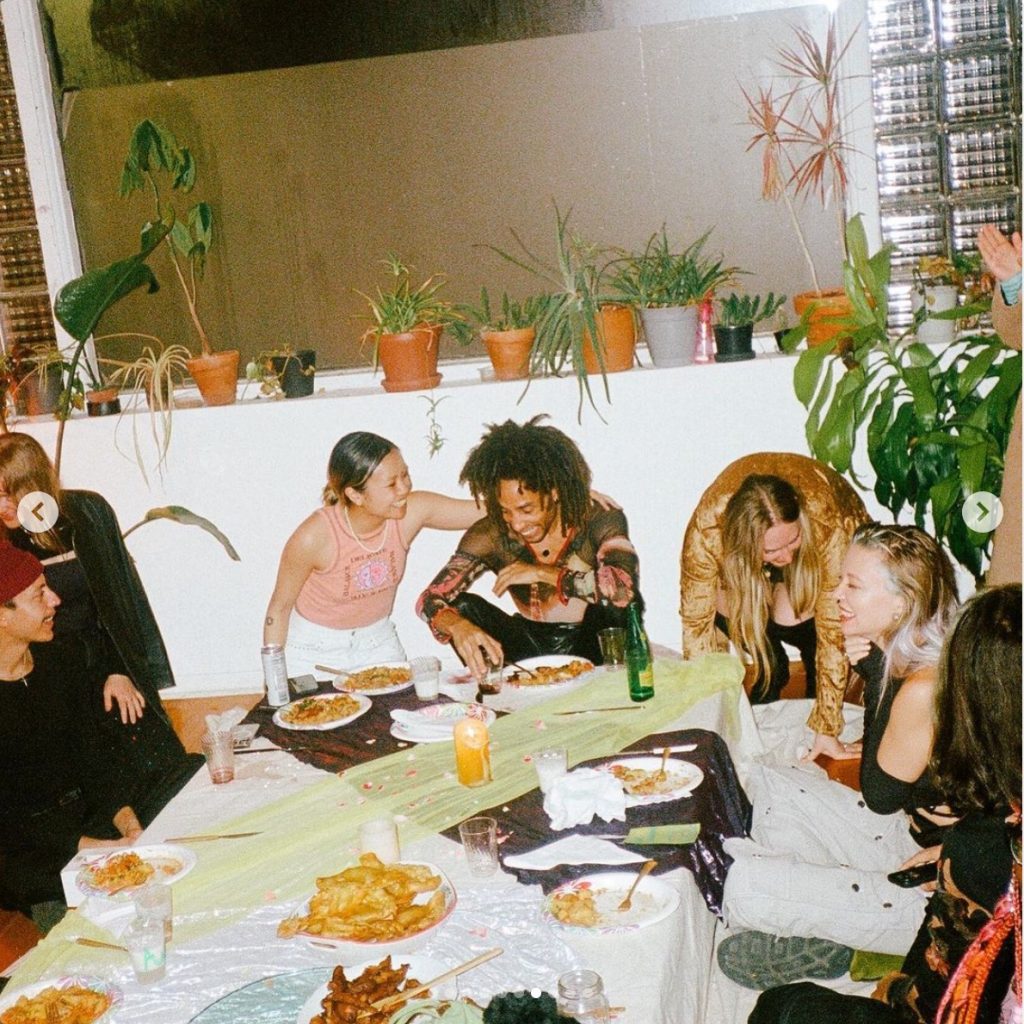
[{"xmin": 416, "ymin": 415, "xmax": 641, "ymax": 679}]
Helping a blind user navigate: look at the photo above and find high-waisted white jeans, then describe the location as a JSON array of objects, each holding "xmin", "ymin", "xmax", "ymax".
[{"xmin": 284, "ymin": 610, "xmax": 407, "ymax": 680}]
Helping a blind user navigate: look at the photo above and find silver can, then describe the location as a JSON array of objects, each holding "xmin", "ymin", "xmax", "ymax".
[{"xmin": 260, "ymin": 643, "xmax": 291, "ymax": 706}]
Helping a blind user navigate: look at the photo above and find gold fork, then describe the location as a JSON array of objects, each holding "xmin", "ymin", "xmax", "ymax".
[{"xmin": 617, "ymin": 859, "xmax": 656, "ymax": 912}]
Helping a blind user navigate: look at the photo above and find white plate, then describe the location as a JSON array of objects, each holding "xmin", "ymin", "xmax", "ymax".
[
  {"xmin": 597, "ymin": 756, "xmax": 704, "ymax": 806},
  {"xmin": 332, "ymin": 660, "xmax": 414, "ymax": 696},
  {"xmin": 273, "ymin": 692, "xmax": 372, "ymax": 731},
  {"xmin": 389, "ymin": 702, "xmax": 496, "ymax": 744},
  {"xmin": 544, "ymin": 871, "xmax": 680, "ymax": 934},
  {"xmin": 75, "ymin": 844, "xmax": 197, "ymax": 897},
  {"xmin": 295, "ymin": 955, "xmax": 456, "ymax": 1024},
  {"xmin": 503, "ymin": 654, "xmax": 595, "ymax": 688},
  {"xmin": 286, "ymin": 861, "xmax": 457, "ymax": 956},
  {"xmin": 0, "ymin": 975, "xmax": 121, "ymax": 1021}
]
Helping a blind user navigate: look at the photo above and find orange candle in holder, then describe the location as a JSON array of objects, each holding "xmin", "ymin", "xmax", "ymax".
[{"xmin": 454, "ymin": 717, "xmax": 492, "ymax": 787}]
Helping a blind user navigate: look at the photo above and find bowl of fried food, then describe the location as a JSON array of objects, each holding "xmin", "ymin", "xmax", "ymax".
[
  {"xmin": 296, "ymin": 955, "xmax": 457, "ymax": 1024},
  {"xmin": 0, "ymin": 976, "xmax": 120, "ymax": 1024},
  {"xmin": 278, "ymin": 853, "xmax": 456, "ymax": 956}
]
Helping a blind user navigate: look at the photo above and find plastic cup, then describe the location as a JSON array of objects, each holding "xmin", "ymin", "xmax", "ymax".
[
  {"xmin": 532, "ymin": 747, "xmax": 568, "ymax": 794},
  {"xmin": 359, "ymin": 814, "xmax": 400, "ymax": 863},
  {"xmin": 476, "ymin": 654, "xmax": 504, "ymax": 697},
  {"xmin": 411, "ymin": 656, "xmax": 441, "ymax": 701},
  {"xmin": 598, "ymin": 627, "xmax": 626, "ymax": 669},
  {"xmin": 134, "ymin": 881, "xmax": 173, "ymax": 944},
  {"xmin": 124, "ymin": 914, "xmax": 166, "ymax": 984},
  {"xmin": 458, "ymin": 816, "xmax": 499, "ymax": 877},
  {"xmin": 201, "ymin": 731, "xmax": 235, "ymax": 784}
]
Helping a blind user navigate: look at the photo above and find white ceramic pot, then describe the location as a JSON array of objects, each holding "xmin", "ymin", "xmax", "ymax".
[
  {"xmin": 640, "ymin": 305, "xmax": 698, "ymax": 367},
  {"xmin": 911, "ymin": 284, "xmax": 958, "ymax": 346}
]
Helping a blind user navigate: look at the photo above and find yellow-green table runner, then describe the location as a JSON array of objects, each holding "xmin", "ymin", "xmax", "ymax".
[{"xmin": 16, "ymin": 655, "xmax": 742, "ymax": 983}]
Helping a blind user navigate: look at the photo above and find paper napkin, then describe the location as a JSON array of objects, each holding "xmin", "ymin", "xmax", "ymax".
[
  {"xmin": 502, "ymin": 835, "xmax": 646, "ymax": 870},
  {"xmin": 543, "ymin": 767, "xmax": 627, "ymax": 830}
]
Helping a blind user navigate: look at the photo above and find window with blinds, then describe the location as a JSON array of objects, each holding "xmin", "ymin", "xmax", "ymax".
[
  {"xmin": 0, "ymin": 16, "xmax": 60, "ymax": 411},
  {"xmin": 868, "ymin": 0, "xmax": 1022, "ymax": 325}
]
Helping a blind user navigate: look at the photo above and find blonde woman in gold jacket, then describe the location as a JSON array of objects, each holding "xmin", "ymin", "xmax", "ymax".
[{"xmin": 681, "ymin": 452, "xmax": 869, "ymax": 753}]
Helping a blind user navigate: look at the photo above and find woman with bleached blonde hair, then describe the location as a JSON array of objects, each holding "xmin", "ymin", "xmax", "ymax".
[{"xmin": 681, "ymin": 451, "xmax": 869, "ymax": 751}]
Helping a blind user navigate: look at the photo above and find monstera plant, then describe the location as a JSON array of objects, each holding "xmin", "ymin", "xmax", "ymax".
[{"xmin": 785, "ymin": 216, "xmax": 1019, "ymax": 580}]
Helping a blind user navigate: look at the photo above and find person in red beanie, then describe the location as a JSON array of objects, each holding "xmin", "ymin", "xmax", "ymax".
[{"xmin": 0, "ymin": 545, "xmax": 161, "ymax": 927}]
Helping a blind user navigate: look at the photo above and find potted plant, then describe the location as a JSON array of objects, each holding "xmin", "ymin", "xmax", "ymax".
[
  {"xmin": 742, "ymin": 17, "xmax": 857, "ymax": 347},
  {"xmin": 452, "ymin": 289, "xmax": 553, "ymax": 381},
  {"xmin": 9, "ymin": 345, "xmax": 69, "ymax": 418},
  {"xmin": 713, "ymin": 292, "xmax": 787, "ymax": 362},
  {"xmin": 489, "ymin": 205, "xmax": 633, "ymax": 418},
  {"xmin": 787, "ymin": 215, "xmax": 1017, "ymax": 580},
  {"xmin": 358, "ymin": 254, "xmax": 463, "ymax": 393},
  {"xmin": 245, "ymin": 346, "xmax": 317, "ymax": 399},
  {"xmin": 606, "ymin": 228, "xmax": 739, "ymax": 367},
  {"xmin": 911, "ymin": 255, "xmax": 968, "ymax": 346}
]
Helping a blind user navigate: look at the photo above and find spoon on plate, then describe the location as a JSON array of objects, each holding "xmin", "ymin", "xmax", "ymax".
[{"xmin": 617, "ymin": 859, "xmax": 656, "ymax": 912}]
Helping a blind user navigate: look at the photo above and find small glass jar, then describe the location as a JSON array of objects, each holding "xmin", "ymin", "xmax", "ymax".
[
  {"xmin": 556, "ymin": 969, "xmax": 610, "ymax": 1022},
  {"xmin": 124, "ymin": 913, "xmax": 167, "ymax": 984}
]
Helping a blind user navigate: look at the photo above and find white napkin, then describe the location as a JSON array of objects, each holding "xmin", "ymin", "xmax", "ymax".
[
  {"xmin": 78, "ymin": 893, "xmax": 138, "ymax": 939},
  {"xmin": 390, "ymin": 708, "xmax": 457, "ymax": 740},
  {"xmin": 204, "ymin": 706, "xmax": 249, "ymax": 736},
  {"xmin": 543, "ymin": 767, "xmax": 627, "ymax": 830},
  {"xmin": 503, "ymin": 835, "xmax": 645, "ymax": 870}
]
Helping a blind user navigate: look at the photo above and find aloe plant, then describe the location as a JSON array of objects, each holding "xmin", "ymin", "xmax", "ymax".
[
  {"xmin": 716, "ymin": 292, "xmax": 787, "ymax": 328},
  {"xmin": 785, "ymin": 216, "xmax": 1018, "ymax": 579}
]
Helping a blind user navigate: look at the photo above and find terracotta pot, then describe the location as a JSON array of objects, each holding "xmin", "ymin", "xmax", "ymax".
[
  {"xmin": 793, "ymin": 289, "xmax": 855, "ymax": 349},
  {"xmin": 582, "ymin": 304, "xmax": 637, "ymax": 375},
  {"xmin": 86, "ymin": 386, "xmax": 121, "ymax": 417},
  {"xmin": 378, "ymin": 325, "xmax": 442, "ymax": 393},
  {"xmin": 482, "ymin": 327, "xmax": 534, "ymax": 381},
  {"xmin": 187, "ymin": 350, "xmax": 240, "ymax": 406}
]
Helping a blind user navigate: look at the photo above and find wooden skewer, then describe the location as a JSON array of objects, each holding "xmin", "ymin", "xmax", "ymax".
[
  {"xmin": 73, "ymin": 936, "xmax": 127, "ymax": 952},
  {"xmin": 314, "ymin": 663, "xmax": 346, "ymax": 676},
  {"xmin": 164, "ymin": 832, "xmax": 262, "ymax": 843},
  {"xmin": 370, "ymin": 947, "xmax": 504, "ymax": 1013},
  {"xmin": 657, "ymin": 745, "xmax": 671, "ymax": 779},
  {"xmin": 551, "ymin": 705, "xmax": 645, "ymax": 716}
]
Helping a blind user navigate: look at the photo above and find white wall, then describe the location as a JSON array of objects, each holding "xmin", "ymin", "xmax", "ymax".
[{"xmin": 16, "ymin": 352, "xmax": 890, "ymax": 692}]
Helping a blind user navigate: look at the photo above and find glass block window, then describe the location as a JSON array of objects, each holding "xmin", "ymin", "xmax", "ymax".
[{"xmin": 868, "ymin": 0, "xmax": 1021, "ymax": 328}]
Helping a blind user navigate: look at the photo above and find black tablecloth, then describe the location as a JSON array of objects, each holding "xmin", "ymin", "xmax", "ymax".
[{"xmin": 455, "ymin": 728, "xmax": 751, "ymax": 917}]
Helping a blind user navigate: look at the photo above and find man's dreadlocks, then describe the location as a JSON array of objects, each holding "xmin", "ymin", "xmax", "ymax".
[{"xmin": 459, "ymin": 415, "xmax": 593, "ymax": 533}]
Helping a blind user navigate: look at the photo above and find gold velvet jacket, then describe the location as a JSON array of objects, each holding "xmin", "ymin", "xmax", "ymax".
[{"xmin": 680, "ymin": 452, "xmax": 869, "ymax": 736}]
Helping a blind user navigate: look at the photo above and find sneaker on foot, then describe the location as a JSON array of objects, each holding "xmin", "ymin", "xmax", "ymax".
[{"xmin": 717, "ymin": 930, "xmax": 854, "ymax": 990}]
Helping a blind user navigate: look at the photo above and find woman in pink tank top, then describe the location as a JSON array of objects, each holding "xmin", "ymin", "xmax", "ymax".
[{"xmin": 263, "ymin": 432, "xmax": 485, "ymax": 680}]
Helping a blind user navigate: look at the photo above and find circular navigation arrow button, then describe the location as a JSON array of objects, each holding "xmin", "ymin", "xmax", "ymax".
[
  {"xmin": 962, "ymin": 491, "xmax": 1004, "ymax": 534},
  {"xmin": 17, "ymin": 491, "xmax": 59, "ymax": 534}
]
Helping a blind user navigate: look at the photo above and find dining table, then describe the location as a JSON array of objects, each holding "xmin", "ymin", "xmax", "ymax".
[{"xmin": 2, "ymin": 653, "xmax": 762, "ymax": 1024}]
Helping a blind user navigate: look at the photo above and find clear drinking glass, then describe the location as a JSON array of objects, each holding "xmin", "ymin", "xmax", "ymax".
[
  {"xmin": 359, "ymin": 814, "xmax": 400, "ymax": 863},
  {"xmin": 124, "ymin": 913, "xmax": 167, "ymax": 984},
  {"xmin": 532, "ymin": 747, "xmax": 568, "ymax": 794},
  {"xmin": 134, "ymin": 880, "xmax": 173, "ymax": 943},
  {"xmin": 556, "ymin": 969, "xmax": 610, "ymax": 1022},
  {"xmin": 411, "ymin": 656, "xmax": 441, "ymax": 701},
  {"xmin": 458, "ymin": 816, "xmax": 499, "ymax": 876},
  {"xmin": 476, "ymin": 654, "xmax": 504, "ymax": 699}
]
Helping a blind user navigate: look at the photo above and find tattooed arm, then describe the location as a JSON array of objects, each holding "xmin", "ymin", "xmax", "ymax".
[{"xmin": 557, "ymin": 507, "xmax": 639, "ymax": 608}]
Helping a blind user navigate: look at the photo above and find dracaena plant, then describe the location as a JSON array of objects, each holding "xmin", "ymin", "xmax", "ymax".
[
  {"xmin": 742, "ymin": 17, "xmax": 856, "ymax": 295},
  {"xmin": 788, "ymin": 216, "xmax": 1019, "ymax": 580}
]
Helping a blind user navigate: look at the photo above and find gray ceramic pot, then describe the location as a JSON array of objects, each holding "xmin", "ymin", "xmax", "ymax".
[{"xmin": 640, "ymin": 305, "xmax": 698, "ymax": 367}]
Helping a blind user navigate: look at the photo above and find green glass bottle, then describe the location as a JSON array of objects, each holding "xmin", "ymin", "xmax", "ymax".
[{"xmin": 625, "ymin": 602, "xmax": 654, "ymax": 702}]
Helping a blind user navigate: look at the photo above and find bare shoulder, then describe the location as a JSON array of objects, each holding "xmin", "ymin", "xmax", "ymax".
[
  {"xmin": 892, "ymin": 668, "xmax": 937, "ymax": 715},
  {"xmin": 284, "ymin": 509, "xmax": 333, "ymax": 566}
]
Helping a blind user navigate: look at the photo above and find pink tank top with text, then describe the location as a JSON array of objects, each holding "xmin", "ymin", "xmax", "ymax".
[{"xmin": 294, "ymin": 505, "xmax": 409, "ymax": 629}]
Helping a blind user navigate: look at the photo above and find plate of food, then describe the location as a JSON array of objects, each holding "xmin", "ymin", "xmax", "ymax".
[
  {"xmin": 75, "ymin": 844, "xmax": 197, "ymax": 897},
  {"xmin": 0, "ymin": 975, "xmax": 121, "ymax": 1024},
  {"xmin": 544, "ymin": 871, "xmax": 680, "ymax": 934},
  {"xmin": 278, "ymin": 854, "xmax": 456, "ymax": 957},
  {"xmin": 598, "ymin": 756, "xmax": 704, "ymax": 806},
  {"xmin": 273, "ymin": 693, "xmax": 372, "ymax": 731},
  {"xmin": 332, "ymin": 661, "xmax": 414, "ymax": 696},
  {"xmin": 389, "ymin": 702, "xmax": 496, "ymax": 744},
  {"xmin": 295, "ymin": 955, "xmax": 456, "ymax": 1024},
  {"xmin": 503, "ymin": 655, "xmax": 594, "ymax": 687}
]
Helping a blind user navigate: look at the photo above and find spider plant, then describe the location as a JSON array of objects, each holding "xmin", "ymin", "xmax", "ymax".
[
  {"xmin": 356, "ymin": 253, "xmax": 465, "ymax": 365},
  {"xmin": 742, "ymin": 17, "xmax": 857, "ymax": 294},
  {"xmin": 103, "ymin": 338, "xmax": 191, "ymax": 483},
  {"xmin": 450, "ymin": 289, "xmax": 554, "ymax": 344},
  {"xmin": 605, "ymin": 228, "xmax": 739, "ymax": 308}
]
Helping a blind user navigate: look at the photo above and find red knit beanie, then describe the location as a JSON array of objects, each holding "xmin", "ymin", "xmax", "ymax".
[{"xmin": 0, "ymin": 543, "xmax": 44, "ymax": 604}]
